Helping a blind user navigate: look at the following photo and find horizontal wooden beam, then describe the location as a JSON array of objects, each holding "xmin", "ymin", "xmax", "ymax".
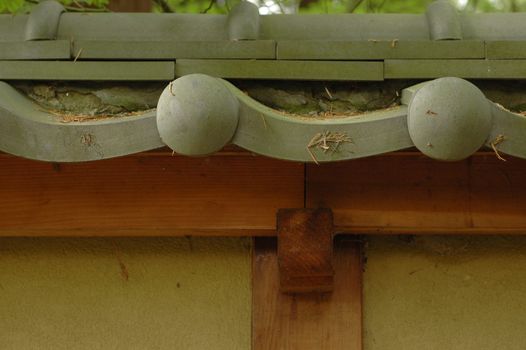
[
  {"xmin": 0, "ymin": 155, "xmax": 303, "ymax": 236},
  {"xmin": 307, "ymin": 154, "xmax": 526, "ymax": 234},
  {"xmin": 2, "ymin": 151, "xmax": 526, "ymax": 236},
  {"xmin": 277, "ymin": 208, "xmax": 334, "ymax": 293}
]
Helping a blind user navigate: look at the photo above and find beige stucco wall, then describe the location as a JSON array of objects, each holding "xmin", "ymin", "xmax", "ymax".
[
  {"xmin": 364, "ymin": 236, "xmax": 526, "ymax": 350},
  {"xmin": 4, "ymin": 234, "xmax": 526, "ymax": 350},
  {"xmin": 0, "ymin": 237, "xmax": 251, "ymax": 350}
]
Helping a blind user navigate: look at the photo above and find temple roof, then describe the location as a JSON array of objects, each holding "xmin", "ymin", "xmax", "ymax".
[{"xmin": 0, "ymin": 0, "xmax": 525, "ymax": 162}]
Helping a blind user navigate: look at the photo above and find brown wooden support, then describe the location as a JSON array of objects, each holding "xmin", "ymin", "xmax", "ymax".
[
  {"xmin": 253, "ymin": 237, "xmax": 363, "ymax": 350},
  {"xmin": 277, "ymin": 208, "xmax": 334, "ymax": 293},
  {"xmin": 3, "ymin": 151, "xmax": 526, "ymax": 237}
]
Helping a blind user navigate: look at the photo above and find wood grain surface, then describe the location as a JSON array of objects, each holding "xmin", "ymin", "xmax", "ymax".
[
  {"xmin": 0, "ymin": 153, "xmax": 303, "ymax": 236},
  {"xmin": 2, "ymin": 151, "xmax": 526, "ymax": 236},
  {"xmin": 253, "ymin": 237, "xmax": 362, "ymax": 350},
  {"xmin": 307, "ymin": 153, "xmax": 526, "ymax": 234},
  {"xmin": 278, "ymin": 208, "xmax": 334, "ymax": 293}
]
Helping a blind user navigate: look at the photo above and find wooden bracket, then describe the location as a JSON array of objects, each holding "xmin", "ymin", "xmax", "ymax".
[{"xmin": 277, "ymin": 208, "xmax": 334, "ymax": 293}]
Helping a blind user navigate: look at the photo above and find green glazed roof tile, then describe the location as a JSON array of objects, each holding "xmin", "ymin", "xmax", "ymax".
[
  {"xmin": 0, "ymin": 0, "xmax": 525, "ymax": 80},
  {"xmin": 486, "ymin": 41, "xmax": 526, "ymax": 59},
  {"xmin": 461, "ymin": 13, "xmax": 526, "ymax": 40},
  {"xmin": 426, "ymin": 0, "xmax": 462, "ymax": 40},
  {"xmin": 0, "ymin": 15, "xmax": 27, "ymax": 42},
  {"xmin": 72, "ymin": 40, "xmax": 276, "ymax": 60},
  {"xmin": 0, "ymin": 61, "xmax": 174, "ymax": 80},
  {"xmin": 384, "ymin": 59, "xmax": 526, "ymax": 79},
  {"xmin": 24, "ymin": 0, "xmax": 65, "ymax": 40},
  {"xmin": 1, "ymin": 1, "xmax": 526, "ymax": 163},
  {"xmin": 277, "ymin": 40, "xmax": 485, "ymax": 60},
  {"xmin": 0, "ymin": 40, "xmax": 70, "ymax": 60},
  {"xmin": 175, "ymin": 59, "xmax": 384, "ymax": 81},
  {"xmin": 57, "ymin": 13, "xmax": 229, "ymax": 41}
]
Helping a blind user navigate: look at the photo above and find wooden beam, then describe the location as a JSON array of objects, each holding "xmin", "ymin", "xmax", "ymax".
[
  {"xmin": 277, "ymin": 208, "xmax": 334, "ymax": 293},
  {"xmin": 306, "ymin": 153, "xmax": 526, "ymax": 234},
  {"xmin": 0, "ymin": 154, "xmax": 303, "ymax": 236},
  {"xmin": 253, "ymin": 237, "xmax": 363, "ymax": 350},
  {"xmin": 3, "ymin": 151, "xmax": 526, "ymax": 236}
]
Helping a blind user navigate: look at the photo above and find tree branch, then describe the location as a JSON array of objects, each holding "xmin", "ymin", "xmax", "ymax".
[
  {"xmin": 153, "ymin": 0, "xmax": 173, "ymax": 12},
  {"xmin": 347, "ymin": 0, "xmax": 364, "ymax": 12},
  {"xmin": 202, "ymin": 0, "xmax": 215, "ymax": 13}
]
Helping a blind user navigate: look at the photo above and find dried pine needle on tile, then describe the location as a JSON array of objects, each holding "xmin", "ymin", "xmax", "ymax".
[
  {"xmin": 490, "ymin": 134, "xmax": 507, "ymax": 162},
  {"xmin": 306, "ymin": 130, "xmax": 352, "ymax": 164},
  {"xmin": 45, "ymin": 108, "xmax": 156, "ymax": 123}
]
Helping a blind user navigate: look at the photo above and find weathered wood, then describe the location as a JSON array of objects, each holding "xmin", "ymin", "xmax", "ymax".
[
  {"xmin": 72, "ymin": 40, "xmax": 276, "ymax": 60},
  {"xmin": 385, "ymin": 59, "xmax": 526, "ymax": 79},
  {"xmin": 0, "ymin": 154, "xmax": 303, "ymax": 236},
  {"xmin": 277, "ymin": 208, "xmax": 334, "ymax": 293},
  {"xmin": 176, "ymin": 59, "xmax": 383, "ymax": 81},
  {"xmin": 3, "ymin": 151, "xmax": 526, "ymax": 236},
  {"xmin": 0, "ymin": 40, "xmax": 70, "ymax": 60},
  {"xmin": 0, "ymin": 61, "xmax": 174, "ymax": 80},
  {"xmin": 253, "ymin": 237, "xmax": 362, "ymax": 350},
  {"xmin": 277, "ymin": 40, "xmax": 485, "ymax": 60},
  {"xmin": 306, "ymin": 153, "xmax": 526, "ymax": 234}
]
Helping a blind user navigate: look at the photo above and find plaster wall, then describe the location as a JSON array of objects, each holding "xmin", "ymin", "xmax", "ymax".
[
  {"xmin": 0, "ymin": 237, "xmax": 251, "ymax": 350},
  {"xmin": 364, "ymin": 236, "xmax": 526, "ymax": 350}
]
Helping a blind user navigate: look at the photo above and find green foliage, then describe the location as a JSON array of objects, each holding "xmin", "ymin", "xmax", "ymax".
[
  {"xmin": 0, "ymin": 0, "xmax": 26, "ymax": 13},
  {"xmin": 154, "ymin": 0, "xmax": 241, "ymax": 14},
  {"xmin": 0, "ymin": 0, "xmax": 109, "ymax": 13},
  {"xmin": 299, "ymin": 0, "xmax": 526, "ymax": 13},
  {"xmin": 0, "ymin": 0, "xmax": 525, "ymax": 13}
]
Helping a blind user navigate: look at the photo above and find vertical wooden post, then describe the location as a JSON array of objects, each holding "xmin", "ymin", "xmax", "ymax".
[{"xmin": 253, "ymin": 236, "xmax": 363, "ymax": 350}]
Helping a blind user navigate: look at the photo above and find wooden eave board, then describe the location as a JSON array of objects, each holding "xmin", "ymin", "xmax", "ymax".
[
  {"xmin": 384, "ymin": 59, "xmax": 526, "ymax": 79},
  {"xmin": 2, "ymin": 151, "xmax": 526, "ymax": 236},
  {"xmin": 175, "ymin": 59, "xmax": 383, "ymax": 81},
  {"xmin": 486, "ymin": 41, "xmax": 526, "ymax": 59},
  {"xmin": 277, "ymin": 40, "xmax": 486, "ymax": 60},
  {"xmin": 0, "ymin": 40, "xmax": 70, "ymax": 60},
  {"xmin": 306, "ymin": 153, "xmax": 526, "ymax": 234},
  {"xmin": 72, "ymin": 40, "xmax": 276, "ymax": 60},
  {"xmin": 0, "ymin": 154, "xmax": 303, "ymax": 236},
  {"xmin": 0, "ymin": 61, "xmax": 174, "ymax": 80}
]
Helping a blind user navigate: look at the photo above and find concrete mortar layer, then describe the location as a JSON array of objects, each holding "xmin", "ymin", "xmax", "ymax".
[
  {"xmin": 364, "ymin": 236, "xmax": 526, "ymax": 350},
  {"xmin": 0, "ymin": 237, "xmax": 251, "ymax": 350}
]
